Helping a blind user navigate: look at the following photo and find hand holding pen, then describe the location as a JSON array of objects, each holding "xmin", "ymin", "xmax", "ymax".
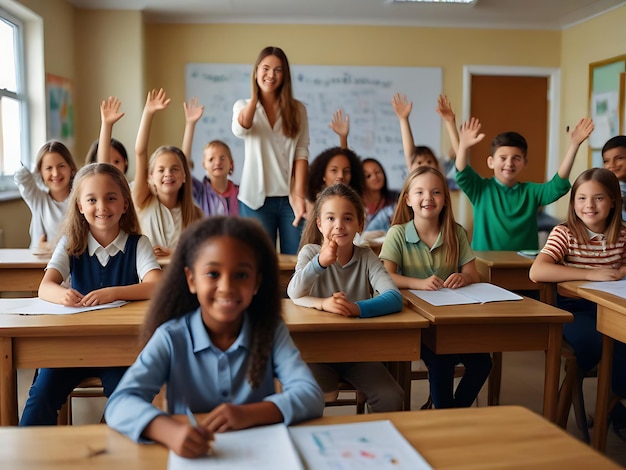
[{"xmin": 173, "ymin": 405, "xmax": 212, "ymax": 458}]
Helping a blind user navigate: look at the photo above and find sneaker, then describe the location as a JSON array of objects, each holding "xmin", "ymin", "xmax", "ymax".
[{"xmin": 610, "ymin": 401, "xmax": 626, "ymax": 442}]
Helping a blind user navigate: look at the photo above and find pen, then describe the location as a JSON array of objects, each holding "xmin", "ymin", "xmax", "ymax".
[{"xmin": 185, "ymin": 405, "xmax": 199, "ymax": 427}]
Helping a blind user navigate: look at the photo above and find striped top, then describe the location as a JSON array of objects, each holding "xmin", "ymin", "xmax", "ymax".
[{"xmin": 541, "ymin": 224, "xmax": 626, "ymax": 269}]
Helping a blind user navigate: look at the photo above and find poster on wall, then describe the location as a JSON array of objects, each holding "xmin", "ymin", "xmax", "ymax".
[
  {"xmin": 590, "ymin": 91, "xmax": 619, "ymax": 149},
  {"xmin": 46, "ymin": 74, "xmax": 75, "ymax": 149}
]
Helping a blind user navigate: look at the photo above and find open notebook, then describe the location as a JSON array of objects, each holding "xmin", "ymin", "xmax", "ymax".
[
  {"xmin": 410, "ymin": 282, "xmax": 522, "ymax": 306},
  {"xmin": 167, "ymin": 421, "xmax": 432, "ymax": 470}
]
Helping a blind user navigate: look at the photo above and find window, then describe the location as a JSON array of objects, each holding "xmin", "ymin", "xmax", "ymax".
[{"xmin": 0, "ymin": 8, "xmax": 28, "ymax": 191}]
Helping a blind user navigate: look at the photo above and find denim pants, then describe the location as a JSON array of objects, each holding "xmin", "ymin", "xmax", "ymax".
[
  {"xmin": 19, "ymin": 366, "xmax": 127, "ymax": 426},
  {"xmin": 421, "ymin": 345, "xmax": 493, "ymax": 409},
  {"xmin": 239, "ymin": 196, "xmax": 304, "ymax": 255},
  {"xmin": 558, "ymin": 294, "xmax": 626, "ymax": 397}
]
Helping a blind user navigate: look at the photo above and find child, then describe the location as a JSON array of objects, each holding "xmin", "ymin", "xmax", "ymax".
[
  {"xmin": 391, "ymin": 93, "xmax": 459, "ymax": 174},
  {"xmin": 379, "ymin": 166, "xmax": 492, "ymax": 409},
  {"xmin": 134, "ymin": 88, "xmax": 203, "ymax": 257},
  {"xmin": 105, "ymin": 216, "xmax": 324, "ymax": 458},
  {"xmin": 14, "ymin": 140, "xmax": 77, "ymax": 251},
  {"xmin": 287, "ymin": 184, "xmax": 404, "ymax": 412},
  {"xmin": 182, "ymin": 97, "xmax": 239, "ymax": 216},
  {"xmin": 455, "ymin": 116, "xmax": 594, "ymax": 251},
  {"xmin": 20, "ymin": 163, "xmax": 162, "ymax": 426},
  {"xmin": 85, "ymin": 96, "xmax": 129, "ymax": 175},
  {"xmin": 529, "ymin": 168, "xmax": 626, "ymax": 436},
  {"xmin": 306, "ymin": 146, "xmax": 365, "ymax": 204},
  {"xmin": 602, "ymin": 135, "xmax": 626, "ymax": 221}
]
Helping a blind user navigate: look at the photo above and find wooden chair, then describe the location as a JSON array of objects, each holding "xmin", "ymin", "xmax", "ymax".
[
  {"xmin": 325, "ymin": 380, "xmax": 366, "ymax": 414},
  {"xmin": 57, "ymin": 377, "xmax": 105, "ymax": 425}
]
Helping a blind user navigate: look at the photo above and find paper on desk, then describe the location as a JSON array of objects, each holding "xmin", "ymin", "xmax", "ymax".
[
  {"xmin": 290, "ymin": 420, "xmax": 432, "ymax": 470},
  {"xmin": 167, "ymin": 423, "xmax": 303, "ymax": 470},
  {"xmin": 579, "ymin": 279, "xmax": 626, "ymax": 300},
  {"xmin": 0, "ymin": 298, "xmax": 128, "ymax": 315},
  {"xmin": 410, "ymin": 282, "xmax": 523, "ymax": 306}
]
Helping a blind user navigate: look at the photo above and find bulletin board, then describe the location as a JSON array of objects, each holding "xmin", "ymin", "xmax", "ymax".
[
  {"xmin": 185, "ymin": 64, "xmax": 442, "ymax": 190},
  {"xmin": 588, "ymin": 55, "xmax": 626, "ymax": 167}
]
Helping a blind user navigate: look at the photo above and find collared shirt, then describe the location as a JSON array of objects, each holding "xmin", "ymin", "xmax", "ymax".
[
  {"xmin": 379, "ymin": 221, "xmax": 475, "ymax": 280},
  {"xmin": 104, "ymin": 309, "xmax": 324, "ymax": 443},
  {"xmin": 47, "ymin": 231, "xmax": 160, "ymax": 281}
]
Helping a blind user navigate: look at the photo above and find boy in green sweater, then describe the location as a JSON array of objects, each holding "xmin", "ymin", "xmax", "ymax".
[{"xmin": 454, "ymin": 117, "xmax": 594, "ymax": 251}]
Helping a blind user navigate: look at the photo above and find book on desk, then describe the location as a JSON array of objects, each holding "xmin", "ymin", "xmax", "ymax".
[{"xmin": 410, "ymin": 282, "xmax": 522, "ymax": 307}]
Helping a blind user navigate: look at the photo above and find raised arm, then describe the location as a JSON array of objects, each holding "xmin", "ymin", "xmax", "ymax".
[
  {"xmin": 456, "ymin": 117, "xmax": 485, "ymax": 172},
  {"xmin": 134, "ymin": 88, "xmax": 171, "ymax": 207},
  {"xmin": 329, "ymin": 109, "xmax": 349, "ymax": 148},
  {"xmin": 97, "ymin": 96, "xmax": 125, "ymax": 165},
  {"xmin": 237, "ymin": 73, "xmax": 259, "ymax": 129},
  {"xmin": 182, "ymin": 97, "xmax": 205, "ymax": 170},
  {"xmin": 557, "ymin": 118, "xmax": 594, "ymax": 179},
  {"xmin": 391, "ymin": 93, "xmax": 416, "ymax": 170},
  {"xmin": 437, "ymin": 94, "xmax": 459, "ymax": 156}
]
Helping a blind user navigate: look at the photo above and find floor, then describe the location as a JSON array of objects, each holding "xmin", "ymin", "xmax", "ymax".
[{"xmin": 16, "ymin": 351, "xmax": 626, "ymax": 466}]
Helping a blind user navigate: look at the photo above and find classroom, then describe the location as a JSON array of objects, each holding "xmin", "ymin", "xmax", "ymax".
[{"xmin": 0, "ymin": 0, "xmax": 625, "ymax": 467}]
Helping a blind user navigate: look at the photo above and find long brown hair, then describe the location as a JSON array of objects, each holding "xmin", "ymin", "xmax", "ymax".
[
  {"xmin": 63, "ymin": 163, "xmax": 140, "ymax": 256},
  {"xmin": 35, "ymin": 140, "xmax": 78, "ymax": 182},
  {"xmin": 143, "ymin": 145, "xmax": 203, "ymax": 228},
  {"xmin": 566, "ymin": 168, "xmax": 624, "ymax": 244},
  {"xmin": 391, "ymin": 166, "xmax": 459, "ymax": 267},
  {"xmin": 141, "ymin": 216, "xmax": 281, "ymax": 389},
  {"xmin": 253, "ymin": 46, "xmax": 301, "ymax": 138},
  {"xmin": 299, "ymin": 184, "xmax": 365, "ymax": 251}
]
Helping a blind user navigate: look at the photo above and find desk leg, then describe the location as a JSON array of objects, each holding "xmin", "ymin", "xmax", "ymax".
[
  {"xmin": 487, "ymin": 352, "xmax": 502, "ymax": 406},
  {"xmin": 0, "ymin": 337, "xmax": 18, "ymax": 426},
  {"xmin": 543, "ymin": 325, "xmax": 562, "ymax": 422},
  {"xmin": 593, "ymin": 334, "xmax": 613, "ymax": 452}
]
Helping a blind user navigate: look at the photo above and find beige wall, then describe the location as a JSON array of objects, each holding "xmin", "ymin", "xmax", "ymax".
[{"xmin": 1, "ymin": 2, "xmax": 625, "ymax": 247}]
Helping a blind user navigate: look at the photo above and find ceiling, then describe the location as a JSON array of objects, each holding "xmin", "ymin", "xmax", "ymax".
[{"xmin": 67, "ymin": 0, "xmax": 626, "ymax": 29}]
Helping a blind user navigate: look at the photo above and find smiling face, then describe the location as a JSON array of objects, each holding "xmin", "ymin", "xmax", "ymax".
[
  {"xmin": 602, "ymin": 146, "xmax": 626, "ymax": 182},
  {"xmin": 574, "ymin": 180, "xmax": 614, "ymax": 234},
  {"xmin": 202, "ymin": 144, "xmax": 233, "ymax": 180},
  {"xmin": 316, "ymin": 195, "xmax": 362, "ymax": 248},
  {"xmin": 149, "ymin": 151, "xmax": 185, "ymax": 197},
  {"xmin": 256, "ymin": 54, "xmax": 284, "ymax": 96},
  {"xmin": 487, "ymin": 146, "xmax": 527, "ymax": 187},
  {"xmin": 40, "ymin": 152, "xmax": 73, "ymax": 199},
  {"xmin": 77, "ymin": 173, "xmax": 128, "ymax": 244},
  {"xmin": 405, "ymin": 171, "xmax": 445, "ymax": 222},
  {"xmin": 185, "ymin": 236, "xmax": 261, "ymax": 335},
  {"xmin": 109, "ymin": 147, "xmax": 127, "ymax": 175},
  {"xmin": 323, "ymin": 154, "xmax": 352, "ymax": 187},
  {"xmin": 363, "ymin": 160, "xmax": 385, "ymax": 193}
]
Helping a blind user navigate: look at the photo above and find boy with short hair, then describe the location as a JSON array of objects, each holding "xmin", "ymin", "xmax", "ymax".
[
  {"xmin": 454, "ymin": 117, "xmax": 594, "ymax": 251},
  {"xmin": 601, "ymin": 135, "xmax": 626, "ymax": 221}
]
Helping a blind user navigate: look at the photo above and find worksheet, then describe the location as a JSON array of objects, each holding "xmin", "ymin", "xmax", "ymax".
[
  {"xmin": 0, "ymin": 298, "xmax": 127, "ymax": 315},
  {"xmin": 410, "ymin": 282, "xmax": 522, "ymax": 306}
]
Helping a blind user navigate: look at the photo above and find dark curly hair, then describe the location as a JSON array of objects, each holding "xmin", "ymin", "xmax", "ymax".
[
  {"xmin": 141, "ymin": 216, "xmax": 281, "ymax": 389},
  {"xmin": 307, "ymin": 146, "xmax": 365, "ymax": 202}
]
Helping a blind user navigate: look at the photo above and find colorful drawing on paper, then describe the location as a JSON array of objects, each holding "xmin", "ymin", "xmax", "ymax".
[{"xmin": 46, "ymin": 74, "xmax": 75, "ymax": 147}]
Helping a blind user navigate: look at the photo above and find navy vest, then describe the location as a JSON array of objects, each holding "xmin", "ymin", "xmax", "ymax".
[{"xmin": 70, "ymin": 235, "xmax": 140, "ymax": 295}]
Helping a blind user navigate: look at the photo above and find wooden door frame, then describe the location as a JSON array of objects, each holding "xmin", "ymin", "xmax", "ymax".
[{"xmin": 462, "ymin": 66, "xmax": 561, "ymax": 217}]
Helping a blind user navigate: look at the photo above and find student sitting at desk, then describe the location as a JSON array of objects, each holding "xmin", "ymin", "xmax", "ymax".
[
  {"xmin": 380, "ymin": 166, "xmax": 492, "ymax": 409},
  {"xmin": 288, "ymin": 184, "xmax": 404, "ymax": 413},
  {"xmin": 529, "ymin": 168, "xmax": 626, "ymax": 439},
  {"xmin": 105, "ymin": 217, "xmax": 323, "ymax": 458},
  {"xmin": 20, "ymin": 163, "xmax": 162, "ymax": 426}
]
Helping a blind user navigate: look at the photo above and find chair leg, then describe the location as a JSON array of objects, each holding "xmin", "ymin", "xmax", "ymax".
[
  {"xmin": 556, "ymin": 356, "xmax": 577, "ymax": 429},
  {"xmin": 488, "ymin": 352, "xmax": 503, "ymax": 406},
  {"xmin": 57, "ymin": 398, "xmax": 71, "ymax": 426}
]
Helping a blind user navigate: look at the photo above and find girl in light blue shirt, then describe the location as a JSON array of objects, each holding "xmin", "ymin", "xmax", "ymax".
[{"xmin": 105, "ymin": 216, "xmax": 324, "ymax": 458}]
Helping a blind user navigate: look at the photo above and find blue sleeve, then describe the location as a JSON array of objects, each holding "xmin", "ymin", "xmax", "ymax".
[{"xmin": 356, "ymin": 289, "xmax": 403, "ymax": 318}]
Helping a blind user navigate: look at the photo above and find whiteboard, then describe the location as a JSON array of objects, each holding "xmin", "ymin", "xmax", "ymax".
[{"xmin": 185, "ymin": 63, "xmax": 441, "ymax": 190}]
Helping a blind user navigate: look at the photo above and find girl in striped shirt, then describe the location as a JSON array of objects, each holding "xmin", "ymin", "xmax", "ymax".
[{"xmin": 530, "ymin": 168, "xmax": 626, "ymax": 436}]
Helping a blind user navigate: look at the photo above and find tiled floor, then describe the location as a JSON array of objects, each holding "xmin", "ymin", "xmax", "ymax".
[{"xmin": 16, "ymin": 351, "xmax": 626, "ymax": 466}]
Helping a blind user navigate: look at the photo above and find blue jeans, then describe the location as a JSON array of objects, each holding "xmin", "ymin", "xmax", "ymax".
[
  {"xmin": 19, "ymin": 367, "xmax": 127, "ymax": 426},
  {"xmin": 239, "ymin": 197, "xmax": 304, "ymax": 255},
  {"xmin": 421, "ymin": 345, "xmax": 493, "ymax": 408},
  {"xmin": 558, "ymin": 294, "xmax": 626, "ymax": 397}
]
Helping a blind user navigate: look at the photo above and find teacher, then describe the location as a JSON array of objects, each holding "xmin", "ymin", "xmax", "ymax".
[{"xmin": 232, "ymin": 46, "xmax": 309, "ymax": 254}]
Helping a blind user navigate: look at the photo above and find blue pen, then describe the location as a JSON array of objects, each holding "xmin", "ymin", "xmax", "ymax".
[{"xmin": 185, "ymin": 405, "xmax": 199, "ymax": 427}]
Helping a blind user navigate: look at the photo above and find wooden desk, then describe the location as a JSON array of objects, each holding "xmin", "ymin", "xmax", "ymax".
[
  {"xmin": 558, "ymin": 281, "xmax": 626, "ymax": 452},
  {"xmin": 0, "ymin": 406, "xmax": 619, "ymax": 469},
  {"xmin": 0, "ymin": 249, "xmax": 48, "ymax": 294},
  {"xmin": 403, "ymin": 290, "xmax": 573, "ymax": 422},
  {"xmin": 0, "ymin": 299, "xmax": 427, "ymax": 425},
  {"xmin": 283, "ymin": 299, "xmax": 428, "ymax": 410},
  {"xmin": 277, "ymin": 253, "xmax": 297, "ymax": 295}
]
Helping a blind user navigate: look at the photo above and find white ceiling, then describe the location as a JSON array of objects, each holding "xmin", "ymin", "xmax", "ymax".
[{"xmin": 67, "ymin": 0, "xmax": 626, "ymax": 30}]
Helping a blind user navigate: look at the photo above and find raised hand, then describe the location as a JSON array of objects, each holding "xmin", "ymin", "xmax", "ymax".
[
  {"xmin": 100, "ymin": 96, "xmax": 125, "ymax": 125},
  {"xmin": 184, "ymin": 97, "xmax": 204, "ymax": 124},
  {"xmin": 329, "ymin": 109, "xmax": 350, "ymax": 138},
  {"xmin": 458, "ymin": 117, "xmax": 486, "ymax": 149},
  {"xmin": 145, "ymin": 88, "xmax": 171, "ymax": 114},
  {"xmin": 569, "ymin": 117, "xmax": 594, "ymax": 146},
  {"xmin": 436, "ymin": 94, "xmax": 455, "ymax": 123},
  {"xmin": 391, "ymin": 93, "xmax": 412, "ymax": 119}
]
